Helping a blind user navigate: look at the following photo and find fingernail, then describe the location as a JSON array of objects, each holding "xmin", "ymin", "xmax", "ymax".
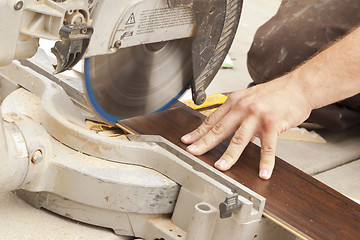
[
  {"xmin": 181, "ymin": 134, "xmax": 191, "ymax": 142},
  {"xmin": 215, "ymin": 159, "xmax": 227, "ymax": 169},
  {"xmin": 187, "ymin": 144, "xmax": 197, "ymax": 152},
  {"xmin": 259, "ymin": 169, "xmax": 270, "ymax": 180}
]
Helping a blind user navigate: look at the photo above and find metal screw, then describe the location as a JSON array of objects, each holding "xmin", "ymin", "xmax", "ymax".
[
  {"xmin": 114, "ymin": 40, "xmax": 122, "ymax": 48},
  {"xmin": 31, "ymin": 150, "xmax": 43, "ymax": 164},
  {"xmin": 193, "ymin": 90, "xmax": 207, "ymax": 105},
  {"xmin": 14, "ymin": 1, "xmax": 23, "ymax": 10}
]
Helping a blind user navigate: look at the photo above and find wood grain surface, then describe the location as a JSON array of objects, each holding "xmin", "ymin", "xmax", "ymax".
[{"xmin": 121, "ymin": 106, "xmax": 360, "ymax": 240}]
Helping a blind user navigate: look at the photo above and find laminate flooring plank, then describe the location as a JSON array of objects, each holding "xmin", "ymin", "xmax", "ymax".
[{"xmin": 120, "ymin": 106, "xmax": 360, "ymax": 240}]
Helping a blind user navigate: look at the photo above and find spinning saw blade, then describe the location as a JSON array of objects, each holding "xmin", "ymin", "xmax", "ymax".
[
  {"xmin": 81, "ymin": 0, "xmax": 243, "ymax": 124},
  {"xmin": 84, "ymin": 38, "xmax": 193, "ymax": 123}
]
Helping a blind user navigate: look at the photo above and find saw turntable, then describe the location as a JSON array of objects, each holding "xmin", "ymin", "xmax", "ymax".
[{"xmin": 1, "ymin": 0, "xmax": 360, "ymax": 239}]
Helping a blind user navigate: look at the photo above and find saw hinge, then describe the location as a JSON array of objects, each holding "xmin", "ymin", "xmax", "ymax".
[{"xmin": 51, "ymin": 23, "xmax": 93, "ymax": 74}]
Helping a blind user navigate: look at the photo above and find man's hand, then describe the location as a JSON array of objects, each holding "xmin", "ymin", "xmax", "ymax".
[
  {"xmin": 181, "ymin": 78, "xmax": 312, "ymax": 180},
  {"xmin": 182, "ymin": 26, "xmax": 360, "ymax": 180}
]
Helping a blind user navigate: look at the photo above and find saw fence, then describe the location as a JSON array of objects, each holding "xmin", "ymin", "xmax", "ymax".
[{"xmin": 120, "ymin": 104, "xmax": 360, "ymax": 240}]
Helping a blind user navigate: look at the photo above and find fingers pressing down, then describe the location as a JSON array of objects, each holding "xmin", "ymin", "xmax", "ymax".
[
  {"xmin": 214, "ymin": 118, "xmax": 256, "ymax": 171},
  {"xmin": 180, "ymin": 90, "xmax": 280, "ymax": 181},
  {"xmin": 181, "ymin": 101, "xmax": 232, "ymax": 145},
  {"xmin": 257, "ymin": 126, "xmax": 278, "ymax": 179},
  {"xmin": 182, "ymin": 111, "xmax": 241, "ymax": 156}
]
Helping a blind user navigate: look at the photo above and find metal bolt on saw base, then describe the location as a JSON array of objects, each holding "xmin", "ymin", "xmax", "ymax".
[
  {"xmin": 14, "ymin": 1, "xmax": 23, "ymax": 10},
  {"xmin": 114, "ymin": 40, "xmax": 122, "ymax": 48},
  {"xmin": 31, "ymin": 150, "xmax": 43, "ymax": 164}
]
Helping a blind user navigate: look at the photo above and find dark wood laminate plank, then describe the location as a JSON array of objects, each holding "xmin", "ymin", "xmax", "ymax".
[{"xmin": 121, "ymin": 106, "xmax": 360, "ymax": 240}]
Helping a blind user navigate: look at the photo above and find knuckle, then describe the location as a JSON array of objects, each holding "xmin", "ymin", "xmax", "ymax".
[
  {"xmin": 227, "ymin": 94, "xmax": 236, "ymax": 104},
  {"xmin": 248, "ymin": 102, "xmax": 260, "ymax": 115},
  {"xmin": 204, "ymin": 114, "xmax": 216, "ymax": 126},
  {"xmin": 210, "ymin": 122, "xmax": 224, "ymax": 136},
  {"xmin": 261, "ymin": 114, "xmax": 276, "ymax": 126},
  {"xmin": 195, "ymin": 123, "xmax": 211, "ymax": 136},
  {"xmin": 194, "ymin": 127, "xmax": 205, "ymax": 136},
  {"xmin": 234, "ymin": 98, "xmax": 260, "ymax": 117},
  {"xmin": 234, "ymin": 98, "xmax": 247, "ymax": 110},
  {"xmin": 198, "ymin": 136, "xmax": 211, "ymax": 148},
  {"xmin": 222, "ymin": 152, "xmax": 237, "ymax": 163},
  {"xmin": 261, "ymin": 145, "xmax": 275, "ymax": 156},
  {"xmin": 231, "ymin": 132, "xmax": 247, "ymax": 145}
]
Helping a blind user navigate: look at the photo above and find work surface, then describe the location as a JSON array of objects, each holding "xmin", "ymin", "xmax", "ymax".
[{"xmin": 121, "ymin": 105, "xmax": 360, "ymax": 240}]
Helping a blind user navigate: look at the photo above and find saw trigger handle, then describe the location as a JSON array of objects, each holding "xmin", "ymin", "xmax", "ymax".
[{"xmin": 52, "ymin": 23, "xmax": 93, "ymax": 74}]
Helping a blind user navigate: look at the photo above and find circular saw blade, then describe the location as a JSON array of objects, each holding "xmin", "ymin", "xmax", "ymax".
[{"xmin": 84, "ymin": 38, "xmax": 193, "ymax": 123}]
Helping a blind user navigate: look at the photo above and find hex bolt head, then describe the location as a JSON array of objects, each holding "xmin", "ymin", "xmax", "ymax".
[
  {"xmin": 14, "ymin": 1, "xmax": 23, "ymax": 10},
  {"xmin": 193, "ymin": 90, "xmax": 207, "ymax": 105},
  {"xmin": 114, "ymin": 40, "xmax": 122, "ymax": 48},
  {"xmin": 31, "ymin": 150, "xmax": 43, "ymax": 164}
]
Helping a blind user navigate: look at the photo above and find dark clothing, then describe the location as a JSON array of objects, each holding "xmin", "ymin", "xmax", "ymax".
[{"xmin": 247, "ymin": 0, "xmax": 360, "ymax": 131}]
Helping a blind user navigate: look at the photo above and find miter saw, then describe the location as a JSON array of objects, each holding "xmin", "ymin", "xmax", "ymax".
[{"xmin": 0, "ymin": 0, "xmax": 297, "ymax": 239}]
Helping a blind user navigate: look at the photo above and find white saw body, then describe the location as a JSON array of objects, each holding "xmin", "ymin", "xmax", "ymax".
[{"xmin": 0, "ymin": 0, "xmax": 297, "ymax": 239}]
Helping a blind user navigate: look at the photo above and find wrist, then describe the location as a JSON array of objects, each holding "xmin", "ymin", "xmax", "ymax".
[{"xmin": 286, "ymin": 65, "xmax": 321, "ymax": 111}]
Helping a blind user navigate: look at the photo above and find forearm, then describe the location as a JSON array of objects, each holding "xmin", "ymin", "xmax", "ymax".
[{"xmin": 285, "ymin": 26, "xmax": 360, "ymax": 110}]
